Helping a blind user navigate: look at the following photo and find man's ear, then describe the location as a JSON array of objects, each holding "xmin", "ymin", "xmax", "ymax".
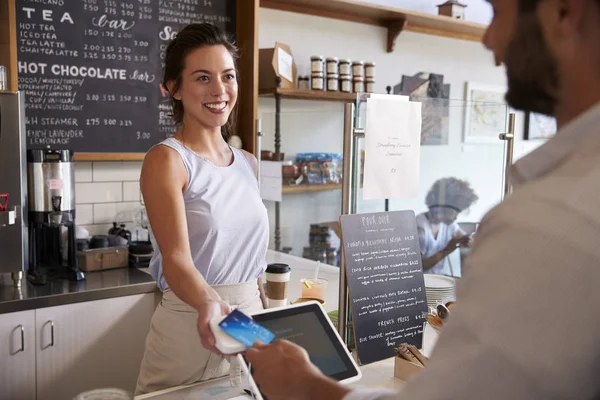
[{"xmin": 166, "ymin": 80, "xmax": 181, "ymax": 101}]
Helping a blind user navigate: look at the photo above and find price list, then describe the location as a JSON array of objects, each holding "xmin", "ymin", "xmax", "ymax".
[
  {"xmin": 16, "ymin": 0, "xmax": 236, "ymax": 153},
  {"xmin": 340, "ymin": 211, "xmax": 428, "ymax": 365}
]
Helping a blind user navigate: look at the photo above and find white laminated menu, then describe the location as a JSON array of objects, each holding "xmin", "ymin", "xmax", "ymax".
[
  {"xmin": 362, "ymin": 97, "xmax": 422, "ymax": 200},
  {"xmin": 260, "ymin": 161, "xmax": 282, "ymax": 202}
]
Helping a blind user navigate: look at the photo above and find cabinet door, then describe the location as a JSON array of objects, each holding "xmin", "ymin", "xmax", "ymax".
[
  {"xmin": 35, "ymin": 293, "xmax": 156, "ymax": 400},
  {"xmin": 0, "ymin": 310, "xmax": 36, "ymax": 400}
]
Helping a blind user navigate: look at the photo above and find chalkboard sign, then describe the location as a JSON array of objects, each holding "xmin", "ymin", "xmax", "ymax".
[
  {"xmin": 340, "ymin": 210, "xmax": 428, "ymax": 365},
  {"xmin": 16, "ymin": 0, "xmax": 236, "ymax": 153}
]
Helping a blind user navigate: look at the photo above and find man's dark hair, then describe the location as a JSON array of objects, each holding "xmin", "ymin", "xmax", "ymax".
[{"xmin": 163, "ymin": 23, "xmax": 239, "ymax": 141}]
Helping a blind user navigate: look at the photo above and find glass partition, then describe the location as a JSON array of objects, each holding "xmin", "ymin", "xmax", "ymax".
[
  {"xmin": 354, "ymin": 95, "xmax": 509, "ymax": 279},
  {"xmin": 260, "ymin": 95, "xmax": 509, "ymax": 280}
]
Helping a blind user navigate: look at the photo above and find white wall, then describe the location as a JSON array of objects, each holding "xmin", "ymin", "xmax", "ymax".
[
  {"xmin": 257, "ymin": 8, "xmax": 544, "ymax": 258},
  {"xmin": 363, "ymin": 0, "xmax": 493, "ymax": 24}
]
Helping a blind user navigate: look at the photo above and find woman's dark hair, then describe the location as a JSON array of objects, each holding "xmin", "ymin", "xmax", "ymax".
[
  {"xmin": 163, "ymin": 23, "xmax": 239, "ymax": 141},
  {"xmin": 425, "ymin": 177, "xmax": 478, "ymax": 213}
]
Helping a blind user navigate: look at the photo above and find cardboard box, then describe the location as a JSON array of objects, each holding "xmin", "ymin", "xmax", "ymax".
[
  {"xmin": 78, "ymin": 246, "xmax": 129, "ymax": 272},
  {"xmin": 259, "ymin": 42, "xmax": 297, "ymax": 91},
  {"xmin": 394, "ymin": 356, "xmax": 425, "ymax": 381}
]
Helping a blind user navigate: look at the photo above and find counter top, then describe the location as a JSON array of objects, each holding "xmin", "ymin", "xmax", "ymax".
[
  {"xmin": 136, "ymin": 251, "xmax": 441, "ymax": 400},
  {"xmin": 0, "ymin": 268, "xmax": 158, "ymax": 314}
]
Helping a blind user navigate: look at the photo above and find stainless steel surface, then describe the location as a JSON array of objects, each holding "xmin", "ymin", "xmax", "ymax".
[
  {"xmin": 0, "ymin": 207, "xmax": 16, "ymax": 226},
  {"xmin": 49, "ymin": 320, "xmax": 55, "ymax": 347},
  {"xmin": 0, "ymin": 92, "xmax": 28, "ymax": 277},
  {"xmin": 0, "ymin": 268, "xmax": 157, "ymax": 314},
  {"xmin": 27, "ymin": 161, "xmax": 76, "ymax": 213},
  {"xmin": 499, "ymin": 113, "xmax": 516, "ymax": 196},
  {"xmin": 338, "ymin": 103, "xmax": 355, "ymax": 343},
  {"xmin": 17, "ymin": 324, "xmax": 24, "ymax": 352},
  {"xmin": 11, "ymin": 271, "xmax": 22, "ymax": 288}
]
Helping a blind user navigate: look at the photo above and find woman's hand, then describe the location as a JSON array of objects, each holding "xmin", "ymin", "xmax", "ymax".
[
  {"xmin": 445, "ymin": 235, "xmax": 470, "ymax": 252},
  {"xmin": 196, "ymin": 291, "xmax": 232, "ymax": 354}
]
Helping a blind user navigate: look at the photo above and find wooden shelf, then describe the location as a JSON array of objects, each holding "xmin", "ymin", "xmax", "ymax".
[
  {"xmin": 74, "ymin": 153, "xmax": 145, "ymax": 161},
  {"xmin": 282, "ymin": 184, "xmax": 342, "ymax": 193},
  {"xmin": 260, "ymin": 0, "xmax": 487, "ymax": 52},
  {"xmin": 260, "ymin": 88, "xmax": 357, "ymax": 102}
]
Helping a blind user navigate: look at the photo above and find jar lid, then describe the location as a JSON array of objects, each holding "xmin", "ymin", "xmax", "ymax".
[
  {"xmin": 352, "ymin": 60, "xmax": 365, "ymax": 65},
  {"xmin": 353, "ymin": 76, "xmax": 365, "ymax": 81},
  {"xmin": 340, "ymin": 74, "xmax": 352, "ymax": 79},
  {"xmin": 311, "ymin": 55, "xmax": 324, "ymax": 60},
  {"xmin": 326, "ymin": 57, "xmax": 339, "ymax": 62},
  {"xmin": 339, "ymin": 59, "xmax": 352, "ymax": 64},
  {"xmin": 366, "ymin": 78, "xmax": 375, "ymax": 82},
  {"xmin": 298, "ymin": 75, "xmax": 309, "ymax": 80},
  {"xmin": 266, "ymin": 263, "xmax": 291, "ymax": 273},
  {"xmin": 311, "ymin": 72, "xmax": 324, "ymax": 77},
  {"xmin": 327, "ymin": 73, "xmax": 339, "ymax": 78},
  {"xmin": 365, "ymin": 61, "xmax": 376, "ymax": 66}
]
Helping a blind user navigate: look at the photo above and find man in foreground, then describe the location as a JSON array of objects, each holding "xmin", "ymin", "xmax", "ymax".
[{"xmin": 245, "ymin": 0, "xmax": 600, "ymax": 398}]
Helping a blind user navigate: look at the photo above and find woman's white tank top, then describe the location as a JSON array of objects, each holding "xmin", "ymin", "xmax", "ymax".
[{"xmin": 148, "ymin": 137, "xmax": 269, "ymax": 290}]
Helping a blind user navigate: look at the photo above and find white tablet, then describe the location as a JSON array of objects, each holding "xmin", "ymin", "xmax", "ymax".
[{"xmin": 239, "ymin": 301, "xmax": 362, "ymax": 399}]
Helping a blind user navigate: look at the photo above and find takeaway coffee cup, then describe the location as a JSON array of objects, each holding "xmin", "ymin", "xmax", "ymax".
[{"xmin": 265, "ymin": 263, "xmax": 291, "ymax": 308}]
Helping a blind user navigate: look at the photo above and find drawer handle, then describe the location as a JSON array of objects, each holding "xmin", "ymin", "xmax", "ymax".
[
  {"xmin": 49, "ymin": 321, "xmax": 55, "ymax": 347},
  {"xmin": 17, "ymin": 325, "xmax": 24, "ymax": 352}
]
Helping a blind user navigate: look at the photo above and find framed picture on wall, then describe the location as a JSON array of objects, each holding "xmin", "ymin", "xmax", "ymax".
[
  {"xmin": 524, "ymin": 112, "xmax": 557, "ymax": 140},
  {"xmin": 463, "ymin": 82, "xmax": 509, "ymax": 144}
]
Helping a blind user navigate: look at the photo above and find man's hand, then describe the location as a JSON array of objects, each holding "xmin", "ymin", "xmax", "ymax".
[
  {"xmin": 245, "ymin": 340, "xmax": 350, "ymax": 400},
  {"xmin": 196, "ymin": 292, "xmax": 231, "ymax": 354}
]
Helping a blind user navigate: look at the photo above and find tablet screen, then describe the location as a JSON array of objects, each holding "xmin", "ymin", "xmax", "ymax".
[{"xmin": 250, "ymin": 303, "xmax": 359, "ymax": 382}]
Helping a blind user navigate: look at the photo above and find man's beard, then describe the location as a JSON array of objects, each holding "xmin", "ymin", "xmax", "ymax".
[{"xmin": 504, "ymin": 13, "xmax": 559, "ymax": 116}]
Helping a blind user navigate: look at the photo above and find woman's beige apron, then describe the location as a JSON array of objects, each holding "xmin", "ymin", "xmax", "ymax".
[{"xmin": 135, "ymin": 280, "xmax": 263, "ymax": 395}]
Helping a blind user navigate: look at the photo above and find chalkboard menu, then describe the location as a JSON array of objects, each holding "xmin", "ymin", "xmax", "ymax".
[
  {"xmin": 340, "ymin": 210, "xmax": 428, "ymax": 365},
  {"xmin": 16, "ymin": 0, "xmax": 236, "ymax": 153}
]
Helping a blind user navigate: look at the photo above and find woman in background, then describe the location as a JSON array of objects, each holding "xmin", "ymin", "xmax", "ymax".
[
  {"xmin": 135, "ymin": 23, "xmax": 268, "ymax": 394},
  {"xmin": 417, "ymin": 177, "xmax": 478, "ymax": 276}
]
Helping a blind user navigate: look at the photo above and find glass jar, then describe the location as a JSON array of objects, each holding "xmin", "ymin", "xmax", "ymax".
[
  {"xmin": 311, "ymin": 73, "xmax": 324, "ymax": 90},
  {"xmin": 339, "ymin": 59, "xmax": 352, "ymax": 75},
  {"xmin": 298, "ymin": 75, "xmax": 310, "ymax": 90},
  {"xmin": 326, "ymin": 57, "xmax": 339, "ymax": 74},
  {"xmin": 365, "ymin": 62, "xmax": 376, "ymax": 78},
  {"xmin": 340, "ymin": 74, "xmax": 352, "ymax": 93},
  {"xmin": 353, "ymin": 76, "xmax": 364, "ymax": 93},
  {"xmin": 311, "ymin": 55, "xmax": 324, "ymax": 74},
  {"xmin": 352, "ymin": 61, "xmax": 364, "ymax": 77},
  {"xmin": 366, "ymin": 78, "xmax": 375, "ymax": 93},
  {"xmin": 327, "ymin": 73, "xmax": 339, "ymax": 91}
]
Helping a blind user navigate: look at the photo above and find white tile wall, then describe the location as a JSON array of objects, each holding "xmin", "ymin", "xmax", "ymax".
[
  {"xmin": 75, "ymin": 182, "xmax": 122, "ymax": 204},
  {"xmin": 93, "ymin": 161, "xmax": 142, "ymax": 182},
  {"xmin": 75, "ymin": 161, "xmax": 143, "ymax": 236},
  {"xmin": 74, "ymin": 162, "xmax": 93, "ymax": 182},
  {"xmin": 75, "ymin": 204, "xmax": 94, "ymax": 225},
  {"xmin": 123, "ymin": 181, "xmax": 141, "ymax": 202}
]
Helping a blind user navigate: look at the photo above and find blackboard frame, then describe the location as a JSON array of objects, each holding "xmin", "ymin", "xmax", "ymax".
[
  {"xmin": 11, "ymin": 0, "xmax": 258, "ymax": 161},
  {"xmin": 340, "ymin": 210, "xmax": 428, "ymax": 365}
]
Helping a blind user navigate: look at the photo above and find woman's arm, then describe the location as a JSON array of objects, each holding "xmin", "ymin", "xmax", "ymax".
[
  {"xmin": 141, "ymin": 145, "xmax": 230, "ymax": 352},
  {"xmin": 422, "ymin": 236, "xmax": 469, "ymax": 270}
]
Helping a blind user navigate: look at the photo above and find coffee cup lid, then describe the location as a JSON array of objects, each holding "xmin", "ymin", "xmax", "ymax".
[{"xmin": 266, "ymin": 263, "xmax": 290, "ymax": 273}]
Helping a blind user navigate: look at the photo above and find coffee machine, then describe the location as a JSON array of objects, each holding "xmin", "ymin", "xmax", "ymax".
[{"xmin": 27, "ymin": 148, "xmax": 85, "ymax": 284}]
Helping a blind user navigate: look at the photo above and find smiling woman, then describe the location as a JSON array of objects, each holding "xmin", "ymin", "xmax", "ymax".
[{"xmin": 135, "ymin": 24, "xmax": 270, "ymax": 395}]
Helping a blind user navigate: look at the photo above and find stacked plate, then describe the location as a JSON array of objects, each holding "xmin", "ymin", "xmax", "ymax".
[{"xmin": 424, "ymin": 275, "xmax": 456, "ymax": 309}]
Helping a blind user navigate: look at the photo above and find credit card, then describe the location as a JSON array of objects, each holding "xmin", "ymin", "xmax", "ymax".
[{"xmin": 218, "ymin": 309, "xmax": 275, "ymax": 348}]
